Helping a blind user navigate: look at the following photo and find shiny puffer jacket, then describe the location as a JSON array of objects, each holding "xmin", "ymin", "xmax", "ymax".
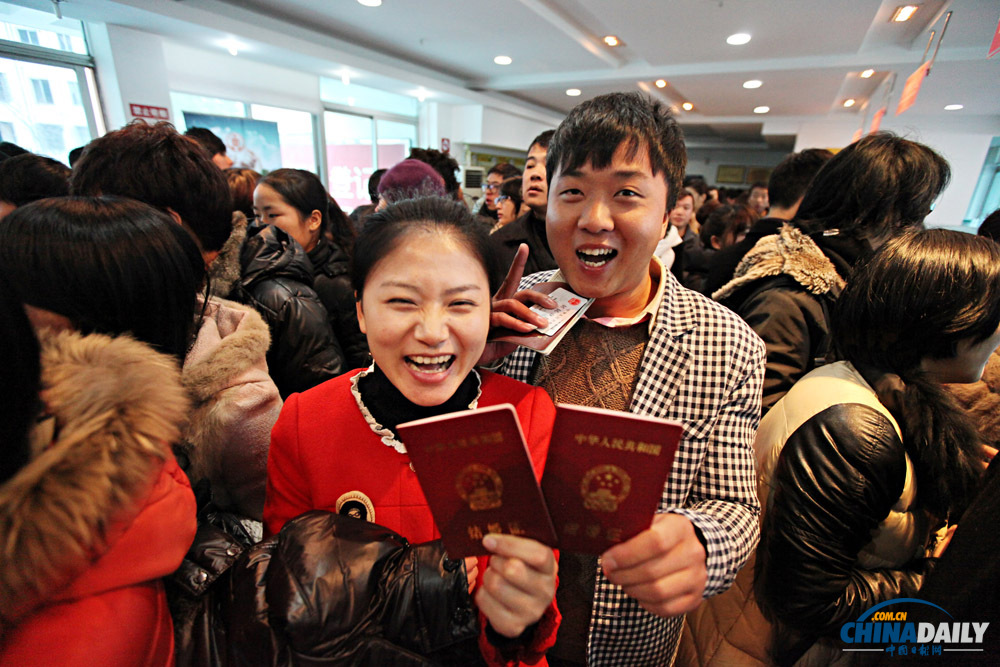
[
  {"xmin": 754, "ymin": 361, "xmax": 936, "ymax": 664},
  {"xmin": 307, "ymin": 237, "xmax": 370, "ymax": 370},
  {"xmin": 234, "ymin": 223, "xmax": 344, "ymax": 397},
  {"xmin": 222, "ymin": 511, "xmax": 482, "ymax": 666}
]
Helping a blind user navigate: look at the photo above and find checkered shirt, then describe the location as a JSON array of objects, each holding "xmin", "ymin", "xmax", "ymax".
[{"xmin": 501, "ymin": 269, "xmax": 766, "ymax": 666}]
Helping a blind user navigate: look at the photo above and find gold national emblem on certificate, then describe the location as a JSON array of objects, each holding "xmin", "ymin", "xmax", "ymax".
[
  {"xmin": 456, "ymin": 463, "xmax": 503, "ymax": 511},
  {"xmin": 581, "ymin": 464, "xmax": 632, "ymax": 512},
  {"xmin": 336, "ymin": 490, "xmax": 375, "ymax": 522}
]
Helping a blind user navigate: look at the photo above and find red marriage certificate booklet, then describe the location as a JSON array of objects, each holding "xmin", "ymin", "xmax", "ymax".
[
  {"xmin": 542, "ymin": 404, "xmax": 683, "ymax": 554},
  {"xmin": 398, "ymin": 404, "xmax": 557, "ymax": 558}
]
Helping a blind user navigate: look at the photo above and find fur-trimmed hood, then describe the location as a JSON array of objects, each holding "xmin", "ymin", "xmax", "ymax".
[
  {"xmin": 712, "ymin": 223, "xmax": 846, "ymax": 302},
  {"xmin": 209, "ymin": 211, "xmax": 248, "ymax": 299},
  {"xmin": 180, "ymin": 297, "xmax": 280, "ymax": 518},
  {"xmin": 0, "ymin": 331, "xmax": 190, "ymax": 626}
]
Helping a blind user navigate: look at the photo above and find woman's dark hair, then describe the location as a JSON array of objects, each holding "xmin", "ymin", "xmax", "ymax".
[
  {"xmin": 795, "ymin": 132, "xmax": 950, "ymax": 242},
  {"xmin": 258, "ymin": 168, "xmax": 355, "ymax": 251},
  {"xmin": 699, "ymin": 204, "xmax": 757, "ymax": 249},
  {"xmin": 0, "ymin": 196, "xmax": 205, "ymax": 362},
  {"xmin": 498, "ymin": 177, "xmax": 523, "ymax": 210},
  {"xmin": 0, "ymin": 274, "xmax": 41, "ymax": 485},
  {"xmin": 0, "ymin": 153, "xmax": 70, "ymax": 207},
  {"xmin": 225, "ymin": 167, "xmax": 261, "ymax": 222},
  {"xmin": 488, "ymin": 162, "xmax": 522, "ymax": 180},
  {"xmin": 833, "ymin": 229, "xmax": 1000, "ymax": 517},
  {"xmin": 351, "ymin": 197, "xmax": 502, "ymax": 298}
]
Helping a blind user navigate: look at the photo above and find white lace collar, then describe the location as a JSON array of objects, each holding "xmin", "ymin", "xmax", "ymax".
[{"xmin": 350, "ymin": 365, "xmax": 483, "ymax": 455}]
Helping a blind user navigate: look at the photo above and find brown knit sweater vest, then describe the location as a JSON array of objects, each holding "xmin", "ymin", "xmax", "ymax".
[
  {"xmin": 532, "ymin": 318, "xmax": 649, "ymax": 411},
  {"xmin": 533, "ymin": 318, "xmax": 649, "ymax": 664}
]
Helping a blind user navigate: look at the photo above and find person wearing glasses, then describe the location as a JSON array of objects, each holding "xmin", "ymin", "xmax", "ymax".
[
  {"xmin": 492, "ymin": 176, "xmax": 525, "ymax": 233},
  {"xmin": 475, "ymin": 162, "xmax": 521, "ymax": 221}
]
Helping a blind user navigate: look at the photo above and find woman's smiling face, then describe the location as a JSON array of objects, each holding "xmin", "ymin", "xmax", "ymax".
[{"xmin": 357, "ymin": 229, "xmax": 491, "ymax": 406}]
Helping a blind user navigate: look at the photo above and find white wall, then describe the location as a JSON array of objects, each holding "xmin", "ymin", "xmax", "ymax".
[
  {"xmin": 88, "ymin": 23, "xmax": 172, "ymax": 130},
  {"xmin": 686, "ymin": 148, "xmax": 789, "ymax": 186},
  {"xmin": 162, "ymin": 41, "xmax": 321, "ymax": 116}
]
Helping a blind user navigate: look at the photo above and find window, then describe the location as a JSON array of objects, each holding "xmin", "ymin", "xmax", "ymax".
[
  {"xmin": 324, "ymin": 110, "xmax": 375, "ymax": 211},
  {"xmin": 31, "ymin": 78, "xmax": 52, "ymax": 104},
  {"xmin": 17, "ymin": 29, "xmax": 39, "ymax": 46},
  {"xmin": 37, "ymin": 123, "xmax": 63, "ymax": 152},
  {"xmin": 0, "ymin": 56, "xmax": 99, "ymax": 163},
  {"xmin": 57, "ymin": 34, "xmax": 73, "ymax": 51},
  {"xmin": 0, "ymin": 121, "xmax": 14, "ymax": 142}
]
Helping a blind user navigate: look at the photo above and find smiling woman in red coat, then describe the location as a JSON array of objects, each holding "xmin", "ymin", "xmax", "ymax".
[{"xmin": 263, "ymin": 197, "xmax": 559, "ymax": 666}]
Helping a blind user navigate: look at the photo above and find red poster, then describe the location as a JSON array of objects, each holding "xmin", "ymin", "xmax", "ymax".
[
  {"xmin": 896, "ymin": 61, "xmax": 930, "ymax": 115},
  {"xmin": 990, "ymin": 14, "xmax": 1000, "ymax": 58},
  {"xmin": 870, "ymin": 107, "xmax": 887, "ymax": 133},
  {"xmin": 851, "ymin": 128, "xmax": 863, "ymax": 143}
]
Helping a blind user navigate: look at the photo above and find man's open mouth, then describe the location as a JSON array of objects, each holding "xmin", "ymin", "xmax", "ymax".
[{"xmin": 576, "ymin": 247, "xmax": 618, "ymax": 268}]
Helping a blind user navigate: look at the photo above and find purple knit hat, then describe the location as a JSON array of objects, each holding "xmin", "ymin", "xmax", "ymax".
[{"xmin": 377, "ymin": 159, "xmax": 447, "ymax": 200}]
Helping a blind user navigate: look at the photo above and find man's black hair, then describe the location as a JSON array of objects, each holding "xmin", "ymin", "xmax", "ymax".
[
  {"xmin": 487, "ymin": 162, "xmax": 522, "ymax": 179},
  {"xmin": 528, "ymin": 130, "xmax": 555, "ymax": 153},
  {"xmin": 545, "ymin": 92, "xmax": 686, "ymax": 210},
  {"xmin": 0, "ymin": 153, "xmax": 69, "ymax": 206},
  {"xmin": 185, "ymin": 126, "xmax": 227, "ymax": 157},
  {"xmin": 766, "ymin": 149, "xmax": 834, "ymax": 209}
]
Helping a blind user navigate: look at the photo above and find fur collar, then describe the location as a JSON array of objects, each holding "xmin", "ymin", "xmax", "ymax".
[
  {"xmin": 0, "ymin": 331, "xmax": 188, "ymax": 624},
  {"xmin": 712, "ymin": 223, "xmax": 845, "ymax": 302},
  {"xmin": 209, "ymin": 211, "xmax": 248, "ymax": 299}
]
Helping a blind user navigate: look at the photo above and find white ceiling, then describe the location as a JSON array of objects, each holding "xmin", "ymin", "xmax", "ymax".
[{"xmin": 17, "ymin": 0, "xmax": 1000, "ymax": 148}]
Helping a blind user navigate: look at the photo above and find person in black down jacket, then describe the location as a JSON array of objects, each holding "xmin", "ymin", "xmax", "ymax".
[
  {"xmin": 235, "ymin": 221, "xmax": 344, "ymax": 397},
  {"xmin": 714, "ymin": 133, "xmax": 951, "ymax": 413},
  {"xmin": 754, "ymin": 229, "xmax": 998, "ymax": 665},
  {"xmin": 254, "ymin": 168, "xmax": 370, "ymax": 370}
]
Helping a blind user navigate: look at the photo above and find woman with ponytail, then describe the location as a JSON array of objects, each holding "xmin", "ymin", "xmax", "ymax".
[
  {"xmin": 254, "ymin": 168, "xmax": 370, "ymax": 369},
  {"xmin": 753, "ymin": 228, "xmax": 1000, "ymax": 665}
]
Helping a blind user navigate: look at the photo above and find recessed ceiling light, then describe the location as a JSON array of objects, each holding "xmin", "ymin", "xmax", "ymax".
[
  {"xmin": 655, "ymin": 79, "xmax": 667, "ymax": 88},
  {"xmin": 357, "ymin": 0, "xmax": 382, "ymax": 7},
  {"xmin": 945, "ymin": 104, "xmax": 964, "ymax": 111},
  {"xmin": 416, "ymin": 88, "xmax": 427, "ymax": 102},
  {"xmin": 727, "ymin": 33, "xmax": 751, "ymax": 45},
  {"xmin": 743, "ymin": 79, "xmax": 762, "ymax": 89},
  {"xmin": 682, "ymin": 102, "xmax": 694, "ymax": 111},
  {"xmin": 566, "ymin": 88, "xmax": 582, "ymax": 97},
  {"xmin": 603, "ymin": 35, "xmax": 621, "ymax": 47},
  {"xmin": 891, "ymin": 5, "xmax": 919, "ymax": 22},
  {"xmin": 843, "ymin": 98, "xmax": 856, "ymax": 108},
  {"xmin": 493, "ymin": 55, "xmax": 512, "ymax": 65},
  {"xmin": 227, "ymin": 44, "xmax": 238, "ymax": 56},
  {"xmin": 861, "ymin": 69, "xmax": 875, "ymax": 79},
  {"xmin": 341, "ymin": 73, "xmax": 350, "ymax": 86},
  {"xmin": 753, "ymin": 105, "xmax": 770, "ymax": 114}
]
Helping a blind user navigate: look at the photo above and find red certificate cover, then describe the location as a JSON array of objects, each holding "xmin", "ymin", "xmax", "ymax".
[
  {"xmin": 398, "ymin": 404, "xmax": 557, "ymax": 558},
  {"xmin": 542, "ymin": 404, "xmax": 683, "ymax": 554}
]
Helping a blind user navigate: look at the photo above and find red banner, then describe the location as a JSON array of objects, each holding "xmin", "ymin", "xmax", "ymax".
[
  {"xmin": 990, "ymin": 14, "xmax": 1000, "ymax": 58},
  {"xmin": 870, "ymin": 107, "xmax": 887, "ymax": 133},
  {"xmin": 895, "ymin": 61, "xmax": 930, "ymax": 115}
]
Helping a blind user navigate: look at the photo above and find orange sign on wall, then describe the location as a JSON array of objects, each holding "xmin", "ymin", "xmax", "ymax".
[{"xmin": 990, "ymin": 14, "xmax": 1000, "ymax": 58}]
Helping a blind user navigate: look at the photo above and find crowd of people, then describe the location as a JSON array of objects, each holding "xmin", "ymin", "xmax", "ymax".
[{"xmin": 1, "ymin": 90, "xmax": 999, "ymax": 667}]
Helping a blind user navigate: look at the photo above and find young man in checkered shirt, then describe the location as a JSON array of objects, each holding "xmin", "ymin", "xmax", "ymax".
[{"xmin": 491, "ymin": 92, "xmax": 766, "ymax": 665}]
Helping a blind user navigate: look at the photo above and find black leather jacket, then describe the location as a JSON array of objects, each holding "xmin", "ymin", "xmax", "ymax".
[
  {"xmin": 234, "ymin": 223, "xmax": 344, "ymax": 397},
  {"xmin": 754, "ymin": 366, "xmax": 936, "ymax": 664},
  {"xmin": 171, "ymin": 511, "xmax": 482, "ymax": 666},
  {"xmin": 307, "ymin": 237, "xmax": 370, "ymax": 370}
]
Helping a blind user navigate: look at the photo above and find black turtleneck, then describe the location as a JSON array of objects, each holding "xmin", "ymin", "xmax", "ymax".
[{"xmin": 357, "ymin": 364, "xmax": 479, "ymax": 439}]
